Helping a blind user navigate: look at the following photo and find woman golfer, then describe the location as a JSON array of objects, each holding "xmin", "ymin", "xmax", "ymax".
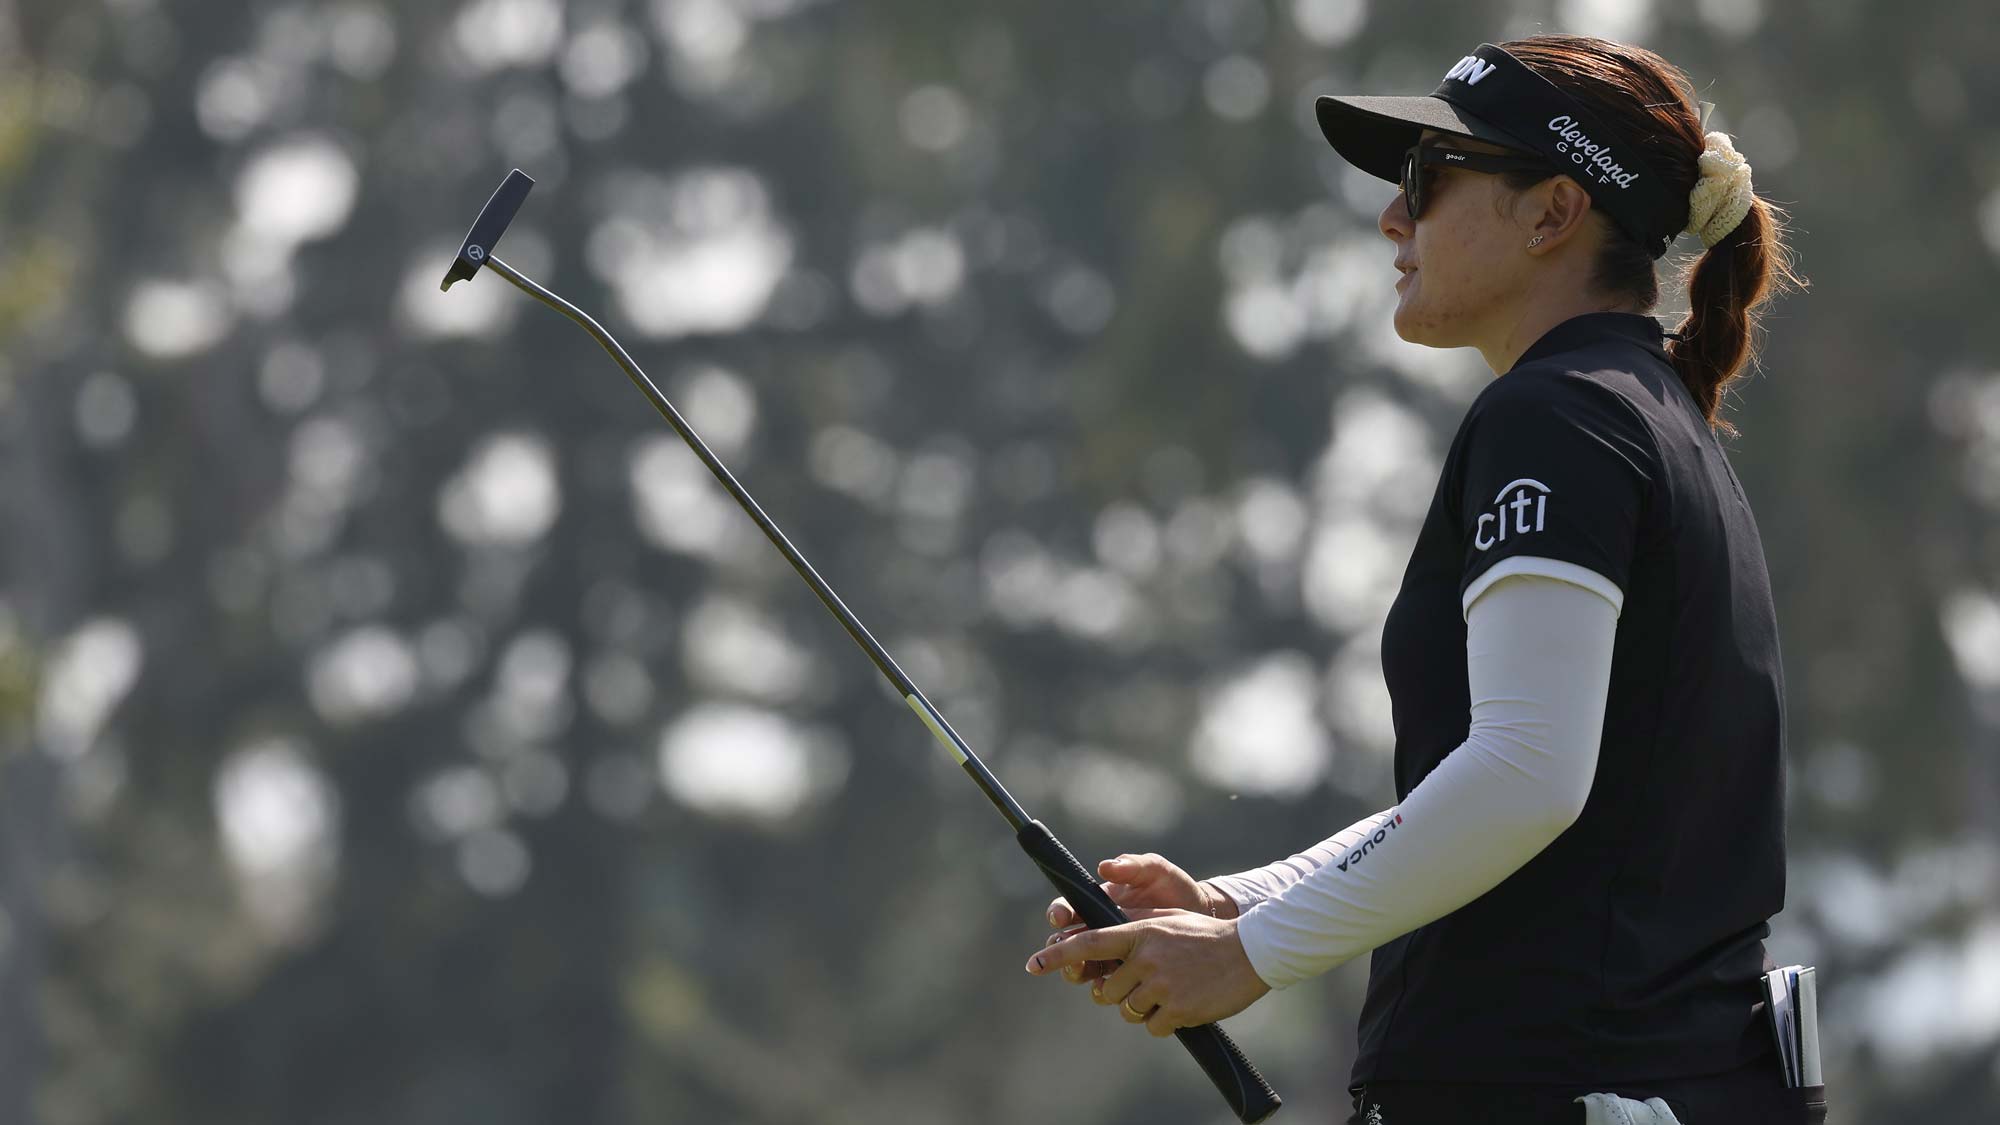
[{"xmin": 1026, "ymin": 34, "xmax": 1816, "ymax": 1124}]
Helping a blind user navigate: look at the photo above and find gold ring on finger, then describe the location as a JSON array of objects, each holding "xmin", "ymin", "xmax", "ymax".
[{"xmin": 1122, "ymin": 999, "xmax": 1148, "ymax": 1019}]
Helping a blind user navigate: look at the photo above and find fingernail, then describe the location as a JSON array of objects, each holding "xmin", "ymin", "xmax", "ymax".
[
  {"xmin": 1026, "ymin": 955, "xmax": 1043, "ymax": 973},
  {"xmin": 1047, "ymin": 906, "xmax": 1060, "ymax": 924}
]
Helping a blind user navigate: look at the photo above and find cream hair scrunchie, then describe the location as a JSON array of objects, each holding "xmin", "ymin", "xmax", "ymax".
[{"xmin": 1684, "ymin": 131, "xmax": 1755, "ymax": 248}]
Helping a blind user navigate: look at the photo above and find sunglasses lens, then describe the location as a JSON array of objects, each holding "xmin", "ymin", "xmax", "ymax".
[{"xmin": 1401, "ymin": 151, "xmax": 1421, "ymax": 219}]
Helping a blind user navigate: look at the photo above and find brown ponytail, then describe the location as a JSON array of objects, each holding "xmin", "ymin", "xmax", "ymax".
[
  {"xmin": 1666, "ymin": 193, "xmax": 1804, "ymax": 435},
  {"xmin": 1495, "ymin": 35, "xmax": 1807, "ymax": 434}
]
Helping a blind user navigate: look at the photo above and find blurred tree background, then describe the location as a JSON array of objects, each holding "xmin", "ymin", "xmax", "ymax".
[{"xmin": 1, "ymin": 0, "xmax": 1996, "ymax": 1122}]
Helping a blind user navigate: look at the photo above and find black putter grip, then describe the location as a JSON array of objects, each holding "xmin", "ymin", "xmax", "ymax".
[{"xmin": 1017, "ymin": 820, "xmax": 1282, "ymax": 1124}]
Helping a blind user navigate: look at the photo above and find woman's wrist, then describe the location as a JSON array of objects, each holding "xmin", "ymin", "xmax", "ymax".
[{"xmin": 1197, "ymin": 880, "xmax": 1240, "ymax": 920}]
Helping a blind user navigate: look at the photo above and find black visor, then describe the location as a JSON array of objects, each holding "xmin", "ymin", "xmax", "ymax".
[{"xmin": 1315, "ymin": 44, "xmax": 1687, "ymax": 259}]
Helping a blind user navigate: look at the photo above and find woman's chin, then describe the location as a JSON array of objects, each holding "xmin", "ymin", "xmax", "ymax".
[
  {"xmin": 1391, "ymin": 290, "xmax": 1458, "ymax": 348},
  {"xmin": 1391, "ymin": 299, "xmax": 1430, "ymax": 345}
]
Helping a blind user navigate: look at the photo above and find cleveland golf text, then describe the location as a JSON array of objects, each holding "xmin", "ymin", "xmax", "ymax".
[{"xmin": 1547, "ymin": 115, "xmax": 1641, "ymax": 188}]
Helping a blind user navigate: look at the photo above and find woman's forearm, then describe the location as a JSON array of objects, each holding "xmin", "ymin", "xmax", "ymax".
[
  {"xmin": 1201, "ymin": 808, "xmax": 1403, "ymax": 918},
  {"xmin": 1233, "ymin": 573, "xmax": 1620, "ymax": 989}
]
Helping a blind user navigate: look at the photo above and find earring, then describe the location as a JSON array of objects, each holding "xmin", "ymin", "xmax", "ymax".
[{"xmin": 1527, "ymin": 235, "xmax": 1545, "ymax": 248}]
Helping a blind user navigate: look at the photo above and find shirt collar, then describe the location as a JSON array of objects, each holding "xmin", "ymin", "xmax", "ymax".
[{"xmin": 1512, "ymin": 311, "xmax": 1671, "ymax": 371}]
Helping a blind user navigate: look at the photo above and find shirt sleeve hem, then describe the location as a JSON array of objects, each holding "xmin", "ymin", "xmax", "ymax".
[
  {"xmin": 1462, "ymin": 556, "xmax": 1624, "ymax": 620},
  {"xmin": 1234, "ymin": 904, "xmax": 1299, "ymax": 990}
]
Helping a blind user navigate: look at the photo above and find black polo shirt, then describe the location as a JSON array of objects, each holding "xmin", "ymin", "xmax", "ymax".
[{"xmin": 1359, "ymin": 312, "xmax": 1787, "ymax": 1086}]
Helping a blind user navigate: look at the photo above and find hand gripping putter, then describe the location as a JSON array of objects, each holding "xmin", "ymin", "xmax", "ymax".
[{"xmin": 442, "ymin": 170, "xmax": 1282, "ymax": 1123}]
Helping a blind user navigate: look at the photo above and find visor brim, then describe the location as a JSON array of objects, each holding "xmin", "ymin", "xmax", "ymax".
[{"xmin": 1313, "ymin": 94, "xmax": 1532, "ymax": 183}]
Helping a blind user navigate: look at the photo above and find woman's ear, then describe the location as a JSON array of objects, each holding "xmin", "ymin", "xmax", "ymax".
[{"xmin": 1524, "ymin": 176, "xmax": 1596, "ymax": 253}]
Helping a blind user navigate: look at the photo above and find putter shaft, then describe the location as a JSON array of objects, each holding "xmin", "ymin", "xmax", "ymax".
[{"xmin": 481, "ymin": 253, "xmax": 1033, "ymax": 830}]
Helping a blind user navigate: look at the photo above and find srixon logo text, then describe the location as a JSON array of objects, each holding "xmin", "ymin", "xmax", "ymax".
[
  {"xmin": 1443, "ymin": 54, "xmax": 1497, "ymax": 85},
  {"xmin": 1336, "ymin": 813, "xmax": 1405, "ymax": 872},
  {"xmin": 1474, "ymin": 478, "xmax": 1551, "ymax": 551}
]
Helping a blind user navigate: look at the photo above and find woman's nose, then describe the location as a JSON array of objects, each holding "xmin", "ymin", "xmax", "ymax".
[{"xmin": 1379, "ymin": 191, "xmax": 1412, "ymax": 242}]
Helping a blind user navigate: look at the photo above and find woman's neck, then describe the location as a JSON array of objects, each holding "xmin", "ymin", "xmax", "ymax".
[{"xmin": 1480, "ymin": 292, "xmax": 1648, "ymax": 375}]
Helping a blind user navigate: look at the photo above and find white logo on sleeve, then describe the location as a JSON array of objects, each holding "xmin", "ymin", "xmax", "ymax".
[{"xmin": 1474, "ymin": 478, "xmax": 1550, "ymax": 551}]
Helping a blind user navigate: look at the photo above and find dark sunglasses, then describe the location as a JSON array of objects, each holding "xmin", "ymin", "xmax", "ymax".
[{"xmin": 1400, "ymin": 140, "xmax": 1555, "ymax": 220}]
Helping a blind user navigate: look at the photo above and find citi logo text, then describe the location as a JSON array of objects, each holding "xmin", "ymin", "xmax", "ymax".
[
  {"xmin": 1474, "ymin": 478, "xmax": 1551, "ymax": 551},
  {"xmin": 1547, "ymin": 115, "xmax": 1641, "ymax": 189},
  {"xmin": 1443, "ymin": 55, "xmax": 1497, "ymax": 85},
  {"xmin": 1335, "ymin": 813, "xmax": 1405, "ymax": 872}
]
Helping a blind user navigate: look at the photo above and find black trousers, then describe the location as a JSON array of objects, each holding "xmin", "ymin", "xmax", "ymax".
[{"xmin": 1345, "ymin": 1054, "xmax": 1828, "ymax": 1124}]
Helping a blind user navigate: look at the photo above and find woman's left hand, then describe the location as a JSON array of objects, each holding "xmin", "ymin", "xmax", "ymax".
[{"xmin": 1025, "ymin": 908, "xmax": 1271, "ymax": 1037}]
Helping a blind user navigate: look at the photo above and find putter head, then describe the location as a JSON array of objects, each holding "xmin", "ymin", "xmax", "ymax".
[{"xmin": 440, "ymin": 169, "xmax": 535, "ymax": 291}]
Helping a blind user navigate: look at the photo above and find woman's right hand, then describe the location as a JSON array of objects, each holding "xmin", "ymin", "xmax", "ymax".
[{"xmin": 1042, "ymin": 853, "xmax": 1235, "ymax": 984}]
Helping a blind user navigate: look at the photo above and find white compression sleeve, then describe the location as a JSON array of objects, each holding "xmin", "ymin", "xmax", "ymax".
[
  {"xmin": 1204, "ymin": 810, "xmax": 1401, "ymax": 913},
  {"xmin": 1232, "ymin": 573, "xmax": 1620, "ymax": 990}
]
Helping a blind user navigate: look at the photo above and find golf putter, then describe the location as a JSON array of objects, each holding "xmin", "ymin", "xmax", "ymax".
[{"xmin": 441, "ymin": 169, "xmax": 1282, "ymax": 1124}]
